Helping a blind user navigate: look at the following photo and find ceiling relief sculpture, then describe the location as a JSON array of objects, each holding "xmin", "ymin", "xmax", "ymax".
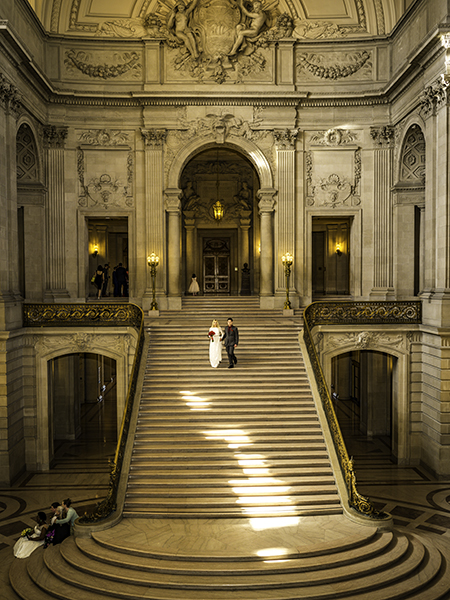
[{"xmin": 38, "ymin": 0, "xmax": 402, "ymax": 37}]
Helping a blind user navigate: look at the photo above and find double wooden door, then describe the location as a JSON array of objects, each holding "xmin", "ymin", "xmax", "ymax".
[{"xmin": 203, "ymin": 238, "xmax": 230, "ymax": 294}]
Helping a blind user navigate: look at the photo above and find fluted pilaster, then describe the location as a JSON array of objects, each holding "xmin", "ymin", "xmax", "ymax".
[
  {"xmin": 164, "ymin": 190, "xmax": 182, "ymax": 300},
  {"xmin": 141, "ymin": 129, "xmax": 167, "ymax": 298},
  {"xmin": 43, "ymin": 126, "xmax": 69, "ymax": 300},
  {"xmin": 274, "ymin": 130, "xmax": 297, "ymax": 293},
  {"xmin": 370, "ymin": 126, "xmax": 394, "ymax": 299}
]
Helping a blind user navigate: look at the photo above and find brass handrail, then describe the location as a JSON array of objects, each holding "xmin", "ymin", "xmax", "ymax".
[
  {"xmin": 23, "ymin": 303, "xmax": 145, "ymax": 521},
  {"xmin": 303, "ymin": 300, "xmax": 421, "ymax": 518}
]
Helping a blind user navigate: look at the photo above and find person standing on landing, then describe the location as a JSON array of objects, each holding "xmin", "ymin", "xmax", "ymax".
[{"xmin": 221, "ymin": 318, "xmax": 239, "ymax": 369}]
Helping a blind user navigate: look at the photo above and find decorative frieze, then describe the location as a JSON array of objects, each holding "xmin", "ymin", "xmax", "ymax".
[
  {"xmin": 78, "ymin": 129, "xmax": 130, "ymax": 146},
  {"xmin": 309, "ymin": 129, "xmax": 357, "ymax": 146},
  {"xmin": 325, "ymin": 331, "xmax": 405, "ymax": 351},
  {"xmin": 32, "ymin": 333, "xmax": 131, "ymax": 354}
]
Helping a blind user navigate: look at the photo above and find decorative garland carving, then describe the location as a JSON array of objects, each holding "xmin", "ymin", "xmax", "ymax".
[
  {"xmin": 303, "ymin": 300, "xmax": 421, "ymax": 519},
  {"xmin": 64, "ymin": 50, "xmax": 142, "ymax": 79},
  {"xmin": 78, "ymin": 129, "xmax": 130, "ymax": 146},
  {"xmin": 297, "ymin": 51, "xmax": 371, "ymax": 80}
]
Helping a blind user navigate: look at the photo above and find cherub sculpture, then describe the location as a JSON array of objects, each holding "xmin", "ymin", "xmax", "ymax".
[
  {"xmin": 229, "ymin": 0, "xmax": 266, "ymax": 56},
  {"xmin": 167, "ymin": 0, "xmax": 200, "ymax": 59}
]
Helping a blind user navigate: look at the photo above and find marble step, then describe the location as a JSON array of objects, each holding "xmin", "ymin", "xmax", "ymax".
[
  {"xmin": 131, "ymin": 447, "xmax": 328, "ymax": 457},
  {"xmin": 126, "ymin": 477, "xmax": 335, "ymax": 487},
  {"xmin": 10, "ymin": 530, "xmax": 447, "ymax": 600}
]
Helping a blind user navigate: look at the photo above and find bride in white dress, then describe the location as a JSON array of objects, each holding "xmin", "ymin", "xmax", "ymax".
[
  {"xmin": 13, "ymin": 512, "xmax": 48, "ymax": 558},
  {"xmin": 208, "ymin": 320, "xmax": 223, "ymax": 368}
]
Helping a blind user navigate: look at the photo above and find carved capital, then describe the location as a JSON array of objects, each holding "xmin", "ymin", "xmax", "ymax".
[
  {"xmin": 43, "ymin": 126, "xmax": 68, "ymax": 149},
  {"xmin": 370, "ymin": 126, "xmax": 395, "ymax": 147},
  {"xmin": 273, "ymin": 129, "xmax": 298, "ymax": 150},
  {"xmin": 164, "ymin": 189, "xmax": 182, "ymax": 212},
  {"xmin": 0, "ymin": 73, "xmax": 21, "ymax": 116},
  {"xmin": 141, "ymin": 128, "xmax": 167, "ymax": 148},
  {"xmin": 419, "ymin": 76, "xmax": 450, "ymax": 118},
  {"xmin": 257, "ymin": 189, "xmax": 277, "ymax": 213}
]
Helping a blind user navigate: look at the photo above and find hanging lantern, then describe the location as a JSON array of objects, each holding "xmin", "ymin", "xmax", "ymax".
[{"xmin": 213, "ymin": 200, "xmax": 224, "ymax": 221}]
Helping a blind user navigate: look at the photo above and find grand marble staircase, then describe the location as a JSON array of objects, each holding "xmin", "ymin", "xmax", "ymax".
[{"xmin": 9, "ymin": 298, "xmax": 450, "ymax": 599}]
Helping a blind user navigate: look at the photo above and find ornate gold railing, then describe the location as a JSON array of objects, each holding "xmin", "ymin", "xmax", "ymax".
[
  {"xmin": 23, "ymin": 303, "xmax": 146, "ymax": 521},
  {"xmin": 303, "ymin": 300, "xmax": 421, "ymax": 518}
]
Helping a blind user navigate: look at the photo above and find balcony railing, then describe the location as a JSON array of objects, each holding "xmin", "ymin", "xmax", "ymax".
[{"xmin": 303, "ymin": 300, "xmax": 421, "ymax": 519}]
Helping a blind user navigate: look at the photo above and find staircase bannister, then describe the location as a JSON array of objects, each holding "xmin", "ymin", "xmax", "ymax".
[
  {"xmin": 23, "ymin": 303, "xmax": 145, "ymax": 522},
  {"xmin": 303, "ymin": 300, "xmax": 421, "ymax": 518}
]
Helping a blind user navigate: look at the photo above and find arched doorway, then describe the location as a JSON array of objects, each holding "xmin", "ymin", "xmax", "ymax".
[
  {"xmin": 180, "ymin": 147, "xmax": 260, "ymax": 295},
  {"xmin": 331, "ymin": 349, "xmax": 397, "ymax": 459},
  {"xmin": 48, "ymin": 353, "xmax": 117, "ymax": 466}
]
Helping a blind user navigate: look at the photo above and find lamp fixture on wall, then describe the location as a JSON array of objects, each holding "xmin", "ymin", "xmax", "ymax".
[
  {"xmin": 93, "ymin": 244, "xmax": 99, "ymax": 257},
  {"xmin": 147, "ymin": 253, "xmax": 159, "ymax": 311},
  {"xmin": 335, "ymin": 243, "xmax": 342, "ymax": 256},
  {"xmin": 281, "ymin": 252, "xmax": 293, "ymax": 310},
  {"xmin": 213, "ymin": 149, "xmax": 224, "ymax": 221}
]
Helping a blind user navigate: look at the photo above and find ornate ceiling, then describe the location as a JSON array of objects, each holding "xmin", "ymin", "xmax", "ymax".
[{"xmin": 29, "ymin": 0, "xmax": 411, "ymax": 37}]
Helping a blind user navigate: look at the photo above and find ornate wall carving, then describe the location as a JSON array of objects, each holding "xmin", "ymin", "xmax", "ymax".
[
  {"xmin": 419, "ymin": 76, "xmax": 449, "ymax": 118},
  {"xmin": 77, "ymin": 142, "xmax": 134, "ymax": 209},
  {"xmin": 0, "ymin": 72, "xmax": 21, "ymax": 115},
  {"xmin": 399, "ymin": 125, "xmax": 425, "ymax": 182},
  {"xmin": 306, "ymin": 147, "xmax": 361, "ymax": 208}
]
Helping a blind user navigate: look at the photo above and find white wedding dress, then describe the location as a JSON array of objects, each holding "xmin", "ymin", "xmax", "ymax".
[
  {"xmin": 209, "ymin": 327, "xmax": 223, "ymax": 368},
  {"xmin": 13, "ymin": 524, "xmax": 45, "ymax": 558}
]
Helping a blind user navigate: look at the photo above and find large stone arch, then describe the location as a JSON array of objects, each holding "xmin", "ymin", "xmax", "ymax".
[
  {"xmin": 318, "ymin": 328, "xmax": 411, "ymax": 465},
  {"xmin": 164, "ymin": 135, "xmax": 276, "ymax": 304},
  {"xmin": 31, "ymin": 330, "xmax": 136, "ymax": 470},
  {"xmin": 167, "ymin": 136, "xmax": 274, "ymax": 190}
]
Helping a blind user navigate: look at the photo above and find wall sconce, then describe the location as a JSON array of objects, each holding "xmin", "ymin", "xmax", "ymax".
[
  {"xmin": 93, "ymin": 244, "xmax": 99, "ymax": 257},
  {"xmin": 147, "ymin": 253, "xmax": 160, "ymax": 310},
  {"xmin": 281, "ymin": 252, "xmax": 293, "ymax": 309},
  {"xmin": 213, "ymin": 200, "xmax": 224, "ymax": 221},
  {"xmin": 335, "ymin": 243, "xmax": 342, "ymax": 257}
]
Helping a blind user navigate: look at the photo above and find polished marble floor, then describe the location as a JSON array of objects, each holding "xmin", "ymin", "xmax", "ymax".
[{"xmin": 2, "ymin": 390, "xmax": 450, "ymax": 598}]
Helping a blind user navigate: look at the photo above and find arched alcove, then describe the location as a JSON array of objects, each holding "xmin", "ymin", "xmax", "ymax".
[
  {"xmin": 392, "ymin": 122, "xmax": 426, "ymax": 298},
  {"xmin": 16, "ymin": 121, "xmax": 46, "ymax": 300}
]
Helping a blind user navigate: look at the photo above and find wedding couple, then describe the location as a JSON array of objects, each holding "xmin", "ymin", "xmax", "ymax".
[{"xmin": 208, "ymin": 318, "xmax": 239, "ymax": 369}]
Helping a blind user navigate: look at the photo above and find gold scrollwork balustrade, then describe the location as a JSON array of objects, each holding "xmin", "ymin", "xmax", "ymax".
[
  {"xmin": 23, "ymin": 303, "xmax": 145, "ymax": 522},
  {"xmin": 303, "ymin": 300, "xmax": 421, "ymax": 519}
]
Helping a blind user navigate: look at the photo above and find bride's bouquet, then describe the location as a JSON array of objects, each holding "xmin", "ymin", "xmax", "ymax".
[{"xmin": 208, "ymin": 330, "xmax": 215, "ymax": 342}]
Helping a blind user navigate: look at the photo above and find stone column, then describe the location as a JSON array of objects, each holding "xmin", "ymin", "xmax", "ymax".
[
  {"xmin": 273, "ymin": 130, "xmax": 297, "ymax": 298},
  {"xmin": 184, "ymin": 211, "xmax": 196, "ymax": 293},
  {"xmin": 258, "ymin": 189, "xmax": 277, "ymax": 305},
  {"xmin": 165, "ymin": 189, "xmax": 182, "ymax": 309},
  {"xmin": 370, "ymin": 126, "xmax": 395, "ymax": 300},
  {"xmin": 239, "ymin": 210, "xmax": 252, "ymax": 267},
  {"xmin": 141, "ymin": 129, "xmax": 166, "ymax": 309},
  {"xmin": 43, "ymin": 125, "xmax": 70, "ymax": 301}
]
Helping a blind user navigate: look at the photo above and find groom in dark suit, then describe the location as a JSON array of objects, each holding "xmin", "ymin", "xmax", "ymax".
[{"xmin": 221, "ymin": 318, "xmax": 239, "ymax": 369}]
